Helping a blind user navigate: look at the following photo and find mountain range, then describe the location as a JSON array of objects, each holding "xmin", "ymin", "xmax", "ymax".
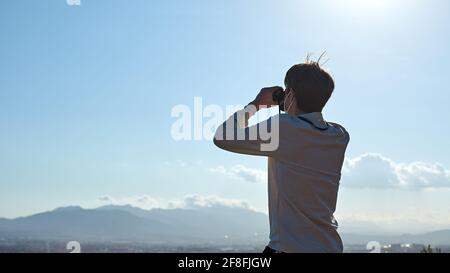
[
  {"xmin": 0, "ymin": 205, "xmax": 268, "ymax": 244},
  {"xmin": 1, "ymin": 205, "xmax": 450, "ymax": 246}
]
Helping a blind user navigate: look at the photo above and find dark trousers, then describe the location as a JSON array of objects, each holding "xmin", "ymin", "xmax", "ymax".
[{"xmin": 262, "ymin": 246, "xmax": 285, "ymax": 253}]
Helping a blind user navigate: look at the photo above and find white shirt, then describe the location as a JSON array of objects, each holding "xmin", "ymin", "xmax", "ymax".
[{"xmin": 214, "ymin": 110, "xmax": 349, "ymax": 253}]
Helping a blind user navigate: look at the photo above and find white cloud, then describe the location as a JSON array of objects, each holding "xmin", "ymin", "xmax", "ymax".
[
  {"xmin": 98, "ymin": 195, "xmax": 115, "ymax": 202},
  {"xmin": 209, "ymin": 154, "xmax": 450, "ymax": 189},
  {"xmin": 98, "ymin": 194, "xmax": 257, "ymax": 211},
  {"xmin": 209, "ymin": 165, "xmax": 266, "ymax": 183},
  {"xmin": 342, "ymin": 153, "xmax": 450, "ymax": 189},
  {"xmin": 98, "ymin": 195, "xmax": 165, "ymax": 210},
  {"xmin": 178, "ymin": 194, "xmax": 254, "ymax": 210}
]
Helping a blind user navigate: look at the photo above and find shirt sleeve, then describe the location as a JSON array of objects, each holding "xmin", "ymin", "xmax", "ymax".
[{"xmin": 213, "ymin": 108, "xmax": 281, "ymax": 157}]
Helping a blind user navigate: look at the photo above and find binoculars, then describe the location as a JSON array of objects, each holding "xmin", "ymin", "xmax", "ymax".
[{"xmin": 272, "ymin": 89, "xmax": 285, "ymax": 111}]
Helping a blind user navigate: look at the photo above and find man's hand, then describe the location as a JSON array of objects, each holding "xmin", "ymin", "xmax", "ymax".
[{"xmin": 251, "ymin": 86, "xmax": 284, "ymax": 110}]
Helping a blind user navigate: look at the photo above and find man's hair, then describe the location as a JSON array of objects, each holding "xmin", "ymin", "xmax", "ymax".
[{"xmin": 284, "ymin": 54, "xmax": 334, "ymax": 113}]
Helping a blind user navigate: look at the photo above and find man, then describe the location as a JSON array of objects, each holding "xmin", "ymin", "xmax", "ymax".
[{"xmin": 213, "ymin": 59, "xmax": 350, "ymax": 253}]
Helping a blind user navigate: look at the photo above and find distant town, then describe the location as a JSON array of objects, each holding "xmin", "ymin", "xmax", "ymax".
[{"xmin": 0, "ymin": 237, "xmax": 448, "ymax": 253}]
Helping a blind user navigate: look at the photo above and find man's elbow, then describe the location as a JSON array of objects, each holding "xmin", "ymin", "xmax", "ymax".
[{"xmin": 213, "ymin": 136, "xmax": 225, "ymax": 149}]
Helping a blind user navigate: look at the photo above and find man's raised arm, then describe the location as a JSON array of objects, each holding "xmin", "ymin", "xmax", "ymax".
[{"xmin": 213, "ymin": 87, "xmax": 282, "ymax": 157}]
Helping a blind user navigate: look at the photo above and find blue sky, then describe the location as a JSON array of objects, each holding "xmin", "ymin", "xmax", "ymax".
[{"xmin": 1, "ymin": 0, "xmax": 450, "ymax": 233}]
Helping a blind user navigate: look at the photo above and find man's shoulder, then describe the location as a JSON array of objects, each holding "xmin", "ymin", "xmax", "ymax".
[
  {"xmin": 326, "ymin": 121, "xmax": 350, "ymax": 141},
  {"xmin": 326, "ymin": 121, "xmax": 348, "ymax": 132},
  {"xmin": 270, "ymin": 114, "xmax": 349, "ymax": 138}
]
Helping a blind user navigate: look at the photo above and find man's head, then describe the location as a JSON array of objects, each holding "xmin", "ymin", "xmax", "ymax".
[{"xmin": 284, "ymin": 58, "xmax": 334, "ymax": 114}]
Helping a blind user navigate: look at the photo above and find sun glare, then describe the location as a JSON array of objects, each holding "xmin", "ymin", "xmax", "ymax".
[
  {"xmin": 343, "ymin": 0, "xmax": 390, "ymax": 9},
  {"xmin": 333, "ymin": 0, "xmax": 396, "ymax": 14}
]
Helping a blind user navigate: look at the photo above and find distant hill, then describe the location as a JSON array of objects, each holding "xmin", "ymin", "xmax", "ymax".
[
  {"xmin": 1, "ymin": 205, "xmax": 449, "ymax": 246},
  {"xmin": 0, "ymin": 205, "xmax": 269, "ymax": 244}
]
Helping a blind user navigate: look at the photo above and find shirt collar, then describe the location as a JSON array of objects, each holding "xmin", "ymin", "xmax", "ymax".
[{"xmin": 298, "ymin": 112, "xmax": 328, "ymax": 130}]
